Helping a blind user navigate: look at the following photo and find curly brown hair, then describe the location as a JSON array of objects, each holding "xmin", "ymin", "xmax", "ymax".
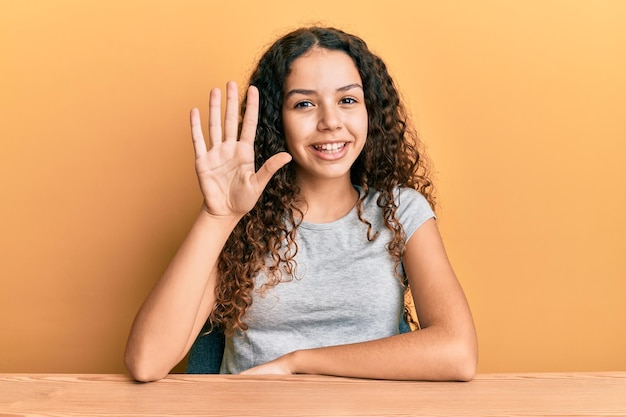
[{"xmin": 209, "ymin": 26, "xmax": 436, "ymax": 334}]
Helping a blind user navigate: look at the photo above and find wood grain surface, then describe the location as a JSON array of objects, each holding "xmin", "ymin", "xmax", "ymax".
[{"xmin": 1, "ymin": 372, "xmax": 625, "ymax": 416}]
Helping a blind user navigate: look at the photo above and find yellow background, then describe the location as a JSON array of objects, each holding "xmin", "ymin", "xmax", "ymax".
[{"xmin": 1, "ymin": 0, "xmax": 624, "ymax": 374}]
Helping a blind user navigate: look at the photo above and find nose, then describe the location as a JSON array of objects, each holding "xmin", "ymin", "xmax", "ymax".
[{"xmin": 317, "ymin": 104, "xmax": 342, "ymax": 131}]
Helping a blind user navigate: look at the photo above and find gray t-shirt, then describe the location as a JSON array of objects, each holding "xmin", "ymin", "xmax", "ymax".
[{"xmin": 220, "ymin": 187, "xmax": 435, "ymax": 373}]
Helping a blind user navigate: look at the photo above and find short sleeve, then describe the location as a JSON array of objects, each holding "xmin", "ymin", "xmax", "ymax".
[{"xmin": 395, "ymin": 187, "xmax": 436, "ymax": 241}]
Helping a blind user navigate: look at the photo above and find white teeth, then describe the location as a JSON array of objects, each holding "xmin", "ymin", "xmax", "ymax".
[{"xmin": 314, "ymin": 142, "xmax": 346, "ymax": 152}]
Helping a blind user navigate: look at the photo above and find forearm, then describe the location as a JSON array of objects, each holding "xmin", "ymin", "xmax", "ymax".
[
  {"xmin": 124, "ymin": 209, "xmax": 241, "ymax": 381},
  {"xmin": 290, "ymin": 326, "xmax": 477, "ymax": 381}
]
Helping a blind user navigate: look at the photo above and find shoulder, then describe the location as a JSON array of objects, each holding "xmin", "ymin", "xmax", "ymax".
[
  {"xmin": 394, "ymin": 187, "xmax": 436, "ymax": 240},
  {"xmin": 358, "ymin": 186, "xmax": 433, "ymax": 213},
  {"xmin": 357, "ymin": 186, "xmax": 435, "ymax": 239},
  {"xmin": 395, "ymin": 187, "xmax": 431, "ymax": 207},
  {"xmin": 359, "ymin": 186, "xmax": 431, "ymax": 207}
]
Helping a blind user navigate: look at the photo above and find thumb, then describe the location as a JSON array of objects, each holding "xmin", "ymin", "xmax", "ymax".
[{"xmin": 254, "ymin": 152, "xmax": 292, "ymax": 189}]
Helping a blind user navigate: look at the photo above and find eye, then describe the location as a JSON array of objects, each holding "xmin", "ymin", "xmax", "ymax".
[
  {"xmin": 294, "ymin": 100, "xmax": 314, "ymax": 109},
  {"xmin": 340, "ymin": 96, "xmax": 358, "ymax": 105}
]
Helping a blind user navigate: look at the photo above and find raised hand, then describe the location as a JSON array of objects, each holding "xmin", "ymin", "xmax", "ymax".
[{"xmin": 190, "ymin": 81, "xmax": 291, "ymax": 218}]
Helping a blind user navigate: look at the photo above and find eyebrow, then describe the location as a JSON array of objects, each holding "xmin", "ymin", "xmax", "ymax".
[{"xmin": 284, "ymin": 83, "xmax": 363, "ymax": 99}]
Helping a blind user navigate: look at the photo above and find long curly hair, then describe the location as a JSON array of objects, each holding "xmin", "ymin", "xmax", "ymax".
[{"xmin": 209, "ymin": 26, "xmax": 436, "ymax": 334}]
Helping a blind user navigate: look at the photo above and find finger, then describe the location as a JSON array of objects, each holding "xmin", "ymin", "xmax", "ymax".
[
  {"xmin": 224, "ymin": 81, "xmax": 239, "ymax": 141},
  {"xmin": 253, "ymin": 152, "xmax": 292, "ymax": 189},
  {"xmin": 208, "ymin": 87, "xmax": 222, "ymax": 148},
  {"xmin": 189, "ymin": 108, "xmax": 207, "ymax": 157},
  {"xmin": 240, "ymin": 86, "xmax": 259, "ymax": 145}
]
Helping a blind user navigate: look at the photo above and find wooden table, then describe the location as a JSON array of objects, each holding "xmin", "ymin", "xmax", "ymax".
[{"xmin": 1, "ymin": 372, "xmax": 625, "ymax": 416}]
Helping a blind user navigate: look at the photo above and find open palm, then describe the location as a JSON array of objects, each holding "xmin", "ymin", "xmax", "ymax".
[{"xmin": 190, "ymin": 81, "xmax": 291, "ymax": 217}]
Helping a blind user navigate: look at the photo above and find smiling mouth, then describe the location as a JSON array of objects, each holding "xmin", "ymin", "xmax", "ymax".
[{"xmin": 312, "ymin": 142, "xmax": 347, "ymax": 153}]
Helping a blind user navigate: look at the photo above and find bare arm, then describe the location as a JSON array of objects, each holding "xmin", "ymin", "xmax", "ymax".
[
  {"xmin": 124, "ymin": 82, "xmax": 291, "ymax": 382},
  {"xmin": 241, "ymin": 218, "xmax": 478, "ymax": 381}
]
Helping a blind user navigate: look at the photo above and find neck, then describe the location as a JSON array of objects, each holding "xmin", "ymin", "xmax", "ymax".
[{"xmin": 294, "ymin": 177, "xmax": 359, "ymax": 224}]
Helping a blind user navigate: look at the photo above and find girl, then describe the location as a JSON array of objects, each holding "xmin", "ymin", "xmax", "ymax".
[{"xmin": 125, "ymin": 26, "xmax": 477, "ymax": 382}]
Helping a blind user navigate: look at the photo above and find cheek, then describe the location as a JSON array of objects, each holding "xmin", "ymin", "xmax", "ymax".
[
  {"xmin": 282, "ymin": 127, "xmax": 303, "ymax": 156},
  {"xmin": 358, "ymin": 110, "xmax": 369, "ymax": 137},
  {"xmin": 282, "ymin": 114, "xmax": 314, "ymax": 147},
  {"xmin": 281, "ymin": 115, "xmax": 295, "ymax": 148}
]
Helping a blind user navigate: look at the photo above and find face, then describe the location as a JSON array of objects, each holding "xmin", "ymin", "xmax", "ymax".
[{"xmin": 282, "ymin": 48, "xmax": 368, "ymax": 185}]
